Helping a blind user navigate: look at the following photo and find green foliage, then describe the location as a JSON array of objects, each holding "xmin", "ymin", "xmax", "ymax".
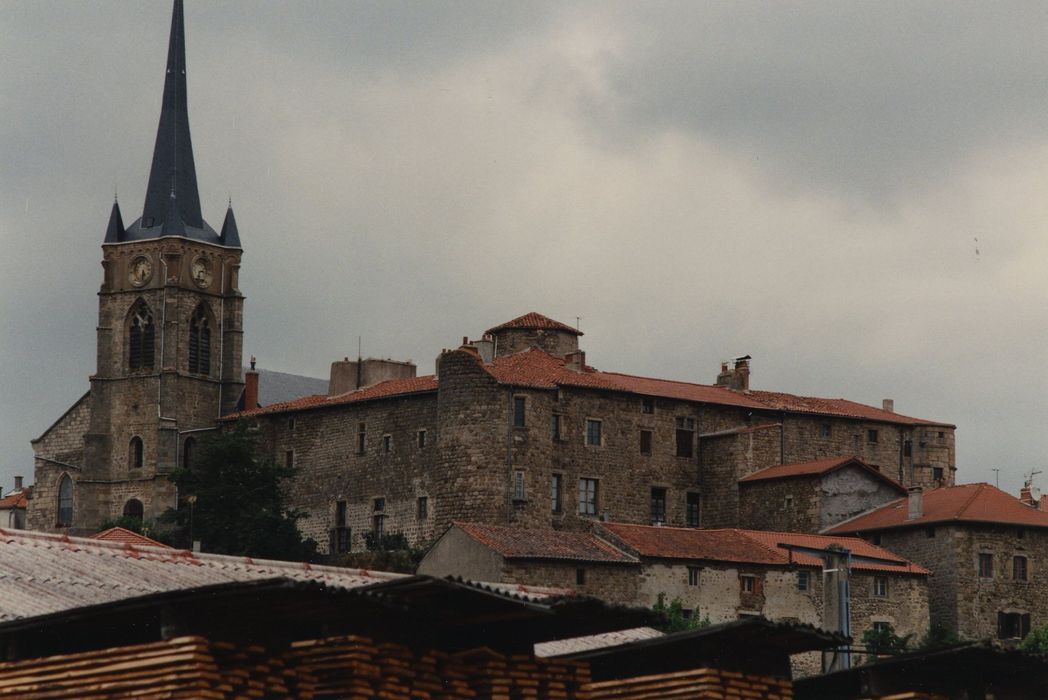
[
  {"xmin": 1019, "ymin": 623, "xmax": 1048, "ymax": 654},
  {"xmin": 161, "ymin": 420, "xmax": 317, "ymax": 561},
  {"xmin": 861, "ymin": 624, "xmax": 912, "ymax": 663},
  {"xmin": 652, "ymin": 593, "xmax": 711, "ymax": 633},
  {"xmin": 916, "ymin": 624, "xmax": 964, "ymax": 651},
  {"xmin": 364, "ymin": 531, "xmax": 410, "ymax": 552}
]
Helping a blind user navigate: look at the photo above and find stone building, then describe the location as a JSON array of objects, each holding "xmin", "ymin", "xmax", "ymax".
[
  {"xmin": 418, "ymin": 521, "xmax": 931, "ymax": 664},
  {"xmin": 0, "ymin": 477, "xmax": 29, "ymax": 530},
  {"xmin": 27, "ymin": 1, "xmax": 245, "ymax": 533},
  {"xmin": 233, "ymin": 311, "xmax": 954, "ymax": 552},
  {"xmin": 827, "ymin": 482, "xmax": 1048, "ymax": 643}
]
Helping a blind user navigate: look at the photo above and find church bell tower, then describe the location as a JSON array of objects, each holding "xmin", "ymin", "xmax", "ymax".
[{"xmin": 78, "ymin": 0, "xmax": 244, "ymax": 528}]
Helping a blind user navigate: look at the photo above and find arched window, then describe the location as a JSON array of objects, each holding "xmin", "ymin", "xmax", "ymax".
[
  {"xmin": 128, "ymin": 300, "xmax": 156, "ymax": 371},
  {"xmin": 122, "ymin": 499, "xmax": 144, "ymax": 521},
  {"xmin": 182, "ymin": 437, "xmax": 196, "ymax": 471},
  {"xmin": 129, "ymin": 436, "xmax": 144, "ymax": 469},
  {"xmin": 188, "ymin": 304, "xmax": 211, "ymax": 375},
  {"xmin": 57, "ymin": 475, "xmax": 73, "ymax": 527}
]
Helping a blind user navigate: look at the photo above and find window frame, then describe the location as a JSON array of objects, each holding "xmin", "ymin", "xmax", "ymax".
[
  {"xmin": 867, "ymin": 428, "xmax": 879, "ymax": 443},
  {"xmin": 740, "ymin": 575, "xmax": 756, "ymax": 594},
  {"xmin": 383, "ymin": 434, "xmax": 392, "ymax": 453},
  {"xmin": 578, "ymin": 477, "xmax": 599, "ymax": 516},
  {"xmin": 129, "ymin": 436, "xmax": 144, "ymax": 470},
  {"xmin": 641, "ymin": 397, "xmax": 655, "ymax": 414},
  {"xmin": 513, "ymin": 470, "xmax": 526, "ymax": 501},
  {"xmin": 650, "ymin": 487, "xmax": 667, "ymax": 525},
  {"xmin": 797, "ymin": 570, "xmax": 810, "ymax": 592},
  {"xmin": 686, "ymin": 493, "xmax": 701, "ymax": 528},
  {"xmin": 551, "ymin": 473, "xmax": 563, "ymax": 514},
  {"xmin": 639, "ymin": 429, "xmax": 653, "ymax": 456},
  {"xmin": 57, "ymin": 474, "xmax": 73, "ymax": 527},
  {"xmin": 551, "ymin": 414, "xmax": 562, "ymax": 441},
  {"xmin": 979, "ymin": 552, "xmax": 994, "ymax": 579},
  {"xmin": 872, "ymin": 575, "xmax": 888, "ymax": 598},
  {"xmin": 675, "ymin": 417, "xmax": 695, "ymax": 458},
  {"xmin": 417, "ymin": 496, "xmax": 428, "ymax": 520},
  {"xmin": 585, "ymin": 419, "xmax": 603, "ymax": 447},
  {"xmin": 1014, "ymin": 555, "xmax": 1029, "ymax": 582},
  {"xmin": 513, "ymin": 396, "xmax": 526, "ymax": 428},
  {"xmin": 417, "ymin": 430, "xmax": 427, "ymax": 449},
  {"xmin": 687, "ymin": 566, "xmax": 700, "ymax": 586}
]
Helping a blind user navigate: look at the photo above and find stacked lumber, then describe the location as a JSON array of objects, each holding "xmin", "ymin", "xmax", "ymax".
[
  {"xmin": 586, "ymin": 667, "xmax": 794, "ymax": 700},
  {"xmin": 288, "ymin": 634, "xmax": 592, "ymax": 700}
]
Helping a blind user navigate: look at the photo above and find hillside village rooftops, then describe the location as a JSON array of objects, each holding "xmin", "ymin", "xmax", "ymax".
[
  {"xmin": 600, "ymin": 523, "xmax": 930, "ymax": 575},
  {"xmin": 826, "ymin": 482, "xmax": 1048, "ymax": 534},
  {"xmin": 739, "ymin": 456, "xmax": 907, "ymax": 493},
  {"xmin": 229, "ymin": 321, "xmax": 953, "ymax": 427},
  {"xmin": 451, "ymin": 522, "xmax": 639, "ymax": 564}
]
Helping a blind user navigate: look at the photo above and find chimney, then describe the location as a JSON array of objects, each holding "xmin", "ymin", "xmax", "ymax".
[
  {"xmin": 565, "ymin": 350, "xmax": 586, "ymax": 372},
  {"xmin": 717, "ymin": 356, "xmax": 751, "ymax": 391},
  {"xmin": 882, "ymin": 399, "xmax": 894, "ymax": 413},
  {"xmin": 244, "ymin": 357, "xmax": 260, "ymax": 410},
  {"xmin": 13, "ymin": 476, "xmax": 23, "ymax": 491},
  {"xmin": 907, "ymin": 487, "xmax": 923, "ymax": 520},
  {"xmin": 1021, "ymin": 484, "xmax": 1035, "ymax": 507}
]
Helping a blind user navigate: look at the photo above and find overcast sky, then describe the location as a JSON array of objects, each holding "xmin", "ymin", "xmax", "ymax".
[{"xmin": 3, "ymin": 1, "xmax": 1047, "ymax": 497}]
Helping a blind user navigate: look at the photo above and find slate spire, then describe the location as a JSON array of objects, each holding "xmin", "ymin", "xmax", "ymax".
[
  {"xmin": 141, "ymin": 0, "xmax": 202, "ymax": 233},
  {"xmin": 219, "ymin": 202, "xmax": 241, "ymax": 248},
  {"xmin": 104, "ymin": 199, "xmax": 125, "ymax": 243}
]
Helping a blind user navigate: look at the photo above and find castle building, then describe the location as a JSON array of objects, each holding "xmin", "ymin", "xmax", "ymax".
[
  {"xmin": 231, "ymin": 312, "xmax": 955, "ymax": 553},
  {"xmin": 27, "ymin": 1, "xmax": 244, "ymax": 532}
]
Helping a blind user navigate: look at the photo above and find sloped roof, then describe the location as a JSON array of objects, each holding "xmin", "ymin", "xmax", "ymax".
[
  {"xmin": 248, "ymin": 367, "xmax": 330, "ymax": 408},
  {"xmin": 230, "ymin": 375, "xmax": 438, "ymax": 419},
  {"xmin": 601, "ymin": 523, "xmax": 928, "ymax": 575},
  {"xmin": 91, "ymin": 527, "xmax": 171, "ymax": 548},
  {"xmin": 534, "ymin": 627, "xmax": 663, "ymax": 657},
  {"xmin": 826, "ymin": 483, "xmax": 1048, "ymax": 534},
  {"xmin": 0, "ymin": 491, "xmax": 27, "ymax": 510},
  {"xmin": 453, "ymin": 522, "xmax": 638, "ymax": 564},
  {"xmin": 486, "ymin": 312, "xmax": 583, "ymax": 336},
  {"xmin": 738, "ymin": 456, "xmax": 906, "ymax": 493}
]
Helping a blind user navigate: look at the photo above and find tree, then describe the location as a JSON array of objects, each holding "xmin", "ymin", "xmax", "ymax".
[
  {"xmin": 915, "ymin": 624, "xmax": 964, "ymax": 651},
  {"xmin": 861, "ymin": 624, "xmax": 911, "ymax": 663},
  {"xmin": 1019, "ymin": 623, "xmax": 1048, "ymax": 654},
  {"xmin": 161, "ymin": 420, "xmax": 317, "ymax": 561},
  {"xmin": 652, "ymin": 593, "xmax": 711, "ymax": 633}
]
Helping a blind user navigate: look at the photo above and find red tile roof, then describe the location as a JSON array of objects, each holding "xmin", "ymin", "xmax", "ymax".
[
  {"xmin": 454, "ymin": 522, "xmax": 638, "ymax": 564},
  {"xmin": 600, "ymin": 522, "xmax": 929, "ymax": 575},
  {"xmin": 91, "ymin": 526, "xmax": 172, "ymax": 548},
  {"xmin": 738, "ymin": 456, "xmax": 906, "ymax": 493},
  {"xmin": 826, "ymin": 483, "xmax": 1048, "ymax": 534},
  {"xmin": 486, "ymin": 312, "xmax": 583, "ymax": 336},
  {"xmin": 229, "ymin": 345, "xmax": 949, "ymax": 428},
  {"xmin": 0, "ymin": 491, "xmax": 27, "ymax": 510}
]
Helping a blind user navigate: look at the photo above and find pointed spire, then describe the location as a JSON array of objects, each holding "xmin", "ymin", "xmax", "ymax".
[
  {"xmin": 141, "ymin": 0, "xmax": 202, "ymax": 233},
  {"xmin": 104, "ymin": 199, "xmax": 125, "ymax": 243},
  {"xmin": 220, "ymin": 203, "xmax": 241, "ymax": 248}
]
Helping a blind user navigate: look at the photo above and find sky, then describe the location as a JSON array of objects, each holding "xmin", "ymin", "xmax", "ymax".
[{"xmin": 2, "ymin": 1, "xmax": 1048, "ymax": 497}]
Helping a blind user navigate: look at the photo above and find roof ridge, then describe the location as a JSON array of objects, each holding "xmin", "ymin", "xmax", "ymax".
[{"xmin": 735, "ymin": 530, "xmax": 792, "ymax": 562}]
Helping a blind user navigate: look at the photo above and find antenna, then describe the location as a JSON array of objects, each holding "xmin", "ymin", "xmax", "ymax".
[
  {"xmin": 575, "ymin": 316, "xmax": 582, "ymax": 332},
  {"xmin": 1025, "ymin": 469, "xmax": 1043, "ymax": 489},
  {"xmin": 992, "ymin": 469, "xmax": 1000, "ymax": 488}
]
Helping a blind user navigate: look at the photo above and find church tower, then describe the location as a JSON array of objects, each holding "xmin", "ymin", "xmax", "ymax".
[{"xmin": 28, "ymin": 0, "xmax": 244, "ymax": 531}]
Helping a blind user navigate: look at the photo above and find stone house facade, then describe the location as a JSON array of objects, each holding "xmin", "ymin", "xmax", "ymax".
[
  {"xmin": 828, "ymin": 483, "xmax": 1048, "ymax": 643},
  {"xmin": 235, "ymin": 311, "xmax": 954, "ymax": 553}
]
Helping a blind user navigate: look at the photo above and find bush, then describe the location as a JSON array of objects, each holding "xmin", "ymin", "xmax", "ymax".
[
  {"xmin": 652, "ymin": 593, "xmax": 711, "ymax": 633},
  {"xmin": 1019, "ymin": 623, "xmax": 1048, "ymax": 654},
  {"xmin": 916, "ymin": 624, "xmax": 964, "ymax": 651},
  {"xmin": 861, "ymin": 624, "xmax": 911, "ymax": 663}
]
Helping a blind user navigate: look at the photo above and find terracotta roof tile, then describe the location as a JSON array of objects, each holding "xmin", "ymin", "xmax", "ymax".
[
  {"xmin": 826, "ymin": 483, "xmax": 1048, "ymax": 533},
  {"xmin": 0, "ymin": 491, "xmax": 27, "ymax": 510},
  {"xmin": 601, "ymin": 522, "xmax": 929, "ymax": 575},
  {"xmin": 228, "ymin": 375, "xmax": 438, "ymax": 419},
  {"xmin": 454, "ymin": 522, "xmax": 638, "ymax": 564},
  {"xmin": 91, "ymin": 527, "xmax": 172, "ymax": 548},
  {"xmin": 738, "ymin": 456, "xmax": 906, "ymax": 493},
  {"xmin": 747, "ymin": 391, "xmax": 951, "ymax": 427},
  {"xmin": 486, "ymin": 312, "xmax": 583, "ymax": 336}
]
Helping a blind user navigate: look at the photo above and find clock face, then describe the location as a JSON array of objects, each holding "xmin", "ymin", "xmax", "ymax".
[
  {"xmin": 128, "ymin": 256, "xmax": 152, "ymax": 287},
  {"xmin": 191, "ymin": 257, "xmax": 212, "ymax": 289}
]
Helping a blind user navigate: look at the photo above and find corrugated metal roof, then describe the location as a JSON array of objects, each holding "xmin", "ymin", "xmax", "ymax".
[{"xmin": 534, "ymin": 627, "xmax": 663, "ymax": 657}]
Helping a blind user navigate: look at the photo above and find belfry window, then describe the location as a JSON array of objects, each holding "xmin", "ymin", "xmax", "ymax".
[
  {"xmin": 123, "ymin": 499, "xmax": 144, "ymax": 521},
  {"xmin": 128, "ymin": 300, "xmax": 155, "ymax": 371},
  {"xmin": 129, "ymin": 436, "xmax": 144, "ymax": 469},
  {"xmin": 188, "ymin": 304, "xmax": 211, "ymax": 375},
  {"xmin": 57, "ymin": 475, "xmax": 73, "ymax": 527}
]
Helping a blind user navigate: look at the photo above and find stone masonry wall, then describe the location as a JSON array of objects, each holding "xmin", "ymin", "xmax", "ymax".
[
  {"xmin": 27, "ymin": 393, "xmax": 90, "ymax": 531},
  {"xmin": 501, "ymin": 561, "xmax": 641, "ymax": 603},
  {"xmin": 738, "ymin": 475, "xmax": 823, "ymax": 533},
  {"xmin": 700, "ymin": 426, "xmax": 783, "ymax": 528}
]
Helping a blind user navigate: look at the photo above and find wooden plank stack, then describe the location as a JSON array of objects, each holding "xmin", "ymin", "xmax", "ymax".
[{"xmin": 586, "ymin": 667, "xmax": 794, "ymax": 700}]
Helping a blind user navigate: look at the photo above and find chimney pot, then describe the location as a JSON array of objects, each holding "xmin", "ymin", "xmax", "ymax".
[
  {"xmin": 14, "ymin": 476, "xmax": 23, "ymax": 491},
  {"xmin": 244, "ymin": 367, "xmax": 260, "ymax": 410},
  {"xmin": 883, "ymin": 399, "xmax": 894, "ymax": 413},
  {"xmin": 907, "ymin": 486, "xmax": 923, "ymax": 520}
]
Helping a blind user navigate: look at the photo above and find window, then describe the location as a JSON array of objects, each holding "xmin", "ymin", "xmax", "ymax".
[
  {"xmin": 182, "ymin": 437, "xmax": 196, "ymax": 471},
  {"xmin": 129, "ymin": 437, "xmax": 144, "ymax": 469},
  {"xmin": 128, "ymin": 300, "xmax": 155, "ymax": 371},
  {"xmin": 797, "ymin": 571, "xmax": 810, "ymax": 591},
  {"xmin": 187, "ymin": 304, "xmax": 211, "ymax": 375},
  {"xmin": 867, "ymin": 429, "xmax": 879, "ymax": 443},
  {"xmin": 688, "ymin": 566, "xmax": 700, "ymax": 586},
  {"xmin": 551, "ymin": 474, "xmax": 562, "ymax": 513},
  {"xmin": 820, "ymin": 423, "xmax": 831, "ymax": 438},
  {"xmin": 578, "ymin": 478, "xmax": 599, "ymax": 516},
  {"xmin": 784, "ymin": 495, "xmax": 794, "ymax": 508},
  {"xmin": 872, "ymin": 576, "xmax": 888, "ymax": 598},
  {"xmin": 513, "ymin": 396, "xmax": 526, "ymax": 427},
  {"xmin": 374, "ymin": 498, "xmax": 385, "ymax": 512},
  {"xmin": 417, "ymin": 496, "xmax": 428, "ymax": 520},
  {"xmin": 285, "ymin": 450, "xmax": 294, "ymax": 469},
  {"xmin": 330, "ymin": 501, "xmax": 350, "ymax": 554},
  {"xmin": 998, "ymin": 612, "xmax": 1031, "ymax": 640},
  {"xmin": 686, "ymin": 493, "xmax": 701, "ymax": 527},
  {"xmin": 372, "ymin": 514, "xmax": 386, "ymax": 538},
  {"xmin": 122, "ymin": 499, "xmax": 143, "ymax": 521},
  {"xmin": 873, "ymin": 621, "xmax": 891, "ymax": 633},
  {"xmin": 641, "ymin": 397, "xmax": 654, "ymax": 414},
  {"xmin": 576, "ymin": 568, "xmax": 586, "ymax": 586},
  {"xmin": 288, "ymin": 416, "xmax": 296, "ymax": 431},
  {"xmin": 675, "ymin": 417, "xmax": 695, "ymax": 458},
  {"xmin": 551, "ymin": 414, "xmax": 562, "ymax": 440},
  {"xmin": 585, "ymin": 419, "xmax": 602, "ymax": 446},
  {"xmin": 383, "ymin": 435, "xmax": 392, "ymax": 453},
  {"xmin": 639, "ymin": 430, "xmax": 653, "ymax": 456},
  {"xmin": 650, "ymin": 487, "xmax": 667, "ymax": 524},
  {"xmin": 979, "ymin": 553, "xmax": 994, "ymax": 578},
  {"xmin": 933, "ymin": 467, "xmax": 944, "ymax": 481},
  {"xmin": 903, "ymin": 440, "xmax": 912, "ymax": 457},
  {"xmin": 336, "ymin": 500, "xmax": 347, "ymax": 527},
  {"xmin": 57, "ymin": 475, "xmax": 73, "ymax": 527},
  {"xmin": 357, "ymin": 424, "xmax": 366, "ymax": 454},
  {"xmin": 417, "ymin": 430, "xmax": 427, "ymax": 449},
  {"xmin": 740, "ymin": 575, "xmax": 756, "ymax": 593},
  {"xmin": 513, "ymin": 470, "xmax": 526, "ymax": 501},
  {"xmin": 1014, "ymin": 556, "xmax": 1028, "ymax": 581}
]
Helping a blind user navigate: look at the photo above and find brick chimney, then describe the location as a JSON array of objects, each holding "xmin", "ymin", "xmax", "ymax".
[
  {"xmin": 1020, "ymin": 484, "xmax": 1035, "ymax": 507},
  {"xmin": 716, "ymin": 356, "xmax": 751, "ymax": 391},
  {"xmin": 882, "ymin": 399, "xmax": 894, "ymax": 413},
  {"xmin": 907, "ymin": 487, "xmax": 923, "ymax": 520},
  {"xmin": 13, "ymin": 476, "xmax": 23, "ymax": 491},
  {"xmin": 244, "ymin": 356, "xmax": 259, "ymax": 410},
  {"xmin": 565, "ymin": 350, "xmax": 586, "ymax": 372}
]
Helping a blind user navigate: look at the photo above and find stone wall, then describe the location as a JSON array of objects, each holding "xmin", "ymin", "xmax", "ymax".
[
  {"xmin": 700, "ymin": 425, "xmax": 783, "ymax": 528},
  {"xmin": 492, "ymin": 328, "xmax": 578, "ymax": 358},
  {"xmin": 501, "ymin": 561, "xmax": 641, "ymax": 602}
]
